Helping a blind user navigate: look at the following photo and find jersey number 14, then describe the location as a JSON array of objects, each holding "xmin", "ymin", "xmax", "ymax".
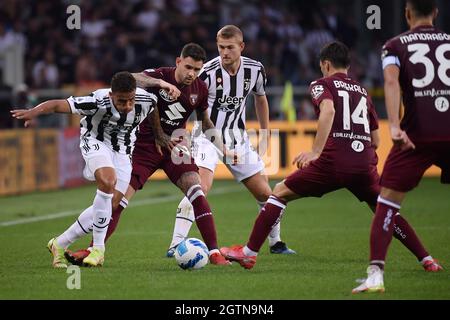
[{"xmin": 338, "ymin": 90, "xmax": 370, "ymax": 134}]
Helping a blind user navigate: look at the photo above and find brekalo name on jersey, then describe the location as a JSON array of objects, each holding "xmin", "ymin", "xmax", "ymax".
[{"xmin": 333, "ymin": 80, "xmax": 367, "ymax": 96}]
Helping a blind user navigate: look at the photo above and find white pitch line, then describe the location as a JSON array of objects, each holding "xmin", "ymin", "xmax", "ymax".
[{"xmin": 0, "ymin": 186, "xmax": 239, "ymax": 227}]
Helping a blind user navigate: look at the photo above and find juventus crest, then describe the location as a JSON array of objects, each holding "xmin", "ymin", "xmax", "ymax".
[{"xmin": 244, "ymin": 78, "xmax": 251, "ymax": 91}]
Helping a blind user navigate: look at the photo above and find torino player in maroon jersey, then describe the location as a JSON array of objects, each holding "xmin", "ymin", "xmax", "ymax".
[
  {"xmin": 66, "ymin": 43, "xmax": 231, "ymax": 266},
  {"xmin": 353, "ymin": 0, "xmax": 448, "ymax": 293},
  {"xmin": 220, "ymin": 41, "xmax": 439, "ymax": 273}
]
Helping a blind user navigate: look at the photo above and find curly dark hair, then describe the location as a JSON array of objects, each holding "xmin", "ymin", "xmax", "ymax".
[{"xmin": 111, "ymin": 71, "xmax": 136, "ymax": 93}]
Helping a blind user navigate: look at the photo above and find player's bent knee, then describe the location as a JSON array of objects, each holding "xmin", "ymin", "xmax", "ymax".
[
  {"xmin": 200, "ymin": 181, "xmax": 211, "ymax": 195},
  {"xmin": 178, "ymin": 172, "xmax": 200, "ymax": 194},
  {"xmin": 97, "ymin": 177, "xmax": 116, "ymax": 194},
  {"xmin": 379, "ymin": 187, "xmax": 405, "ymax": 204},
  {"xmin": 259, "ymin": 189, "xmax": 272, "ymax": 202},
  {"xmin": 272, "ymin": 182, "xmax": 285, "ymax": 195},
  {"xmin": 272, "ymin": 182, "xmax": 292, "ymax": 201}
]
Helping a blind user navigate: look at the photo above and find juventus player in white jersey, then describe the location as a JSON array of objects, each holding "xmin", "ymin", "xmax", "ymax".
[
  {"xmin": 166, "ymin": 25, "xmax": 296, "ymax": 256},
  {"xmin": 11, "ymin": 72, "xmax": 157, "ymax": 267}
]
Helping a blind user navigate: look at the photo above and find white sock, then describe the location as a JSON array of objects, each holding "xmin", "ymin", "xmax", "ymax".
[
  {"xmin": 421, "ymin": 256, "xmax": 433, "ymax": 264},
  {"xmin": 56, "ymin": 206, "xmax": 94, "ymax": 248},
  {"xmin": 169, "ymin": 196, "xmax": 195, "ymax": 249},
  {"xmin": 268, "ymin": 223, "xmax": 282, "ymax": 247},
  {"xmin": 209, "ymin": 248, "xmax": 220, "ymax": 256},
  {"xmin": 257, "ymin": 200, "xmax": 282, "ymax": 247},
  {"xmin": 243, "ymin": 245, "xmax": 258, "ymax": 257},
  {"xmin": 92, "ymin": 189, "xmax": 113, "ymax": 249}
]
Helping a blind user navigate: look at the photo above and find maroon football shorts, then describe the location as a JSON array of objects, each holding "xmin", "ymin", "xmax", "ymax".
[
  {"xmin": 380, "ymin": 141, "xmax": 450, "ymax": 192},
  {"xmin": 284, "ymin": 158, "xmax": 380, "ymax": 206},
  {"xmin": 129, "ymin": 141, "xmax": 199, "ymax": 191}
]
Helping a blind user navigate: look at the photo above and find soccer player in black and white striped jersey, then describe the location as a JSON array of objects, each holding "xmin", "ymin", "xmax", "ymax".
[
  {"xmin": 167, "ymin": 25, "xmax": 296, "ymax": 256},
  {"xmin": 12, "ymin": 71, "xmax": 157, "ymax": 268}
]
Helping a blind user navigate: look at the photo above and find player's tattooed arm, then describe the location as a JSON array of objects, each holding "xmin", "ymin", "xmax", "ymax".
[
  {"xmin": 292, "ymin": 99, "xmax": 335, "ymax": 169},
  {"xmin": 10, "ymin": 99, "xmax": 71, "ymax": 127},
  {"xmin": 132, "ymin": 73, "xmax": 181, "ymax": 100},
  {"xmin": 148, "ymin": 107, "xmax": 177, "ymax": 155}
]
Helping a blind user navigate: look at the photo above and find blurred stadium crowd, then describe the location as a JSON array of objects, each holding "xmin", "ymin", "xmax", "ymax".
[
  {"xmin": 0, "ymin": 0, "xmax": 448, "ymax": 128},
  {"xmin": 0, "ymin": 0, "xmax": 384, "ymax": 88}
]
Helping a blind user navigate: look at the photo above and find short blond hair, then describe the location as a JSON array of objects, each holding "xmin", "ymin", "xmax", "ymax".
[{"xmin": 217, "ymin": 25, "xmax": 243, "ymax": 42}]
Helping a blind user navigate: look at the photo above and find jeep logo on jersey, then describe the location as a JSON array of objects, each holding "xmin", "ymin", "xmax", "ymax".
[
  {"xmin": 217, "ymin": 95, "xmax": 244, "ymax": 112},
  {"xmin": 159, "ymin": 89, "xmax": 176, "ymax": 102},
  {"xmin": 165, "ymin": 102, "xmax": 186, "ymax": 120}
]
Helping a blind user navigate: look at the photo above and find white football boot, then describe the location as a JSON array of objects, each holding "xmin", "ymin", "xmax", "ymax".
[{"xmin": 352, "ymin": 265, "xmax": 385, "ymax": 294}]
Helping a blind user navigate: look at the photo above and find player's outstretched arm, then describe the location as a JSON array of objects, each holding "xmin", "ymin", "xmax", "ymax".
[
  {"xmin": 292, "ymin": 99, "xmax": 335, "ymax": 169},
  {"xmin": 132, "ymin": 72, "xmax": 181, "ymax": 100},
  {"xmin": 383, "ymin": 65, "xmax": 415, "ymax": 150},
  {"xmin": 10, "ymin": 99, "xmax": 71, "ymax": 127}
]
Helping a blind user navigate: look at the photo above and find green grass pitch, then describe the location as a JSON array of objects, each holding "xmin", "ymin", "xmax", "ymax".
[{"xmin": 0, "ymin": 178, "xmax": 449, "ymax": 299}]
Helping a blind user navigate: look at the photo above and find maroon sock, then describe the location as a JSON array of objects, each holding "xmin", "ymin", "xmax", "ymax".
[
  {"xmin": 370, "ymin": 197, "xmax": 399, "ymax": 269},
  {"xmin": 188, "ymin": 185, "xmax": 218, "ymax": 250},
  {"xmin": 247, "ymin": 195, "xmax": 286, "ymax": 252},
  {"xmin": 392, "ymin": 214, "xmax": 429, "ymax": 261},
  {"xmin": 89, "ymin": 200, "xmax": 127, "ymax": 247}
]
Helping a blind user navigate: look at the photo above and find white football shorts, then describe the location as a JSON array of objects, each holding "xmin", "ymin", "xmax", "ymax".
[
  {"xmin": 79, "ymin": 137, "xmax": 132, "ymax": 194},
  {"xmin": 192, "ymin": 135, "xmax": 265, "ymax": 182}
]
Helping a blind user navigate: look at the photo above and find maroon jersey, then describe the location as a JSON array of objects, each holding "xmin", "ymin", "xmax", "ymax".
[
  {"xmin": 137, "ymin": 67, "xmax": 208, "ymax": 141},
  {"xmin": 309, "ymin": 73, "xmax": 379, "ymax": 173},
  {"xmin": 382, "ymin": 25, "xmax": 450, "ymax": 142}
]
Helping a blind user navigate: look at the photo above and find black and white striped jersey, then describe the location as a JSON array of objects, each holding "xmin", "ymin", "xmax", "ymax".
[
  {"xmin": 67, "ymin": 88, "xmax": 156, "ymax": 155},
  {"xmin": 199, "ymin": 56, "xmax": 266, "ymax": 147}
]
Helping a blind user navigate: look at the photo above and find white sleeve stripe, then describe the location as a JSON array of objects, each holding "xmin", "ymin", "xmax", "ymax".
[
  {"xmin": 66, "ymin": 98, "xmax": 76, "ymax": 114},
  {"xmin": 382, "ymin": 56, "xmax": 400, "ymax": 69}
]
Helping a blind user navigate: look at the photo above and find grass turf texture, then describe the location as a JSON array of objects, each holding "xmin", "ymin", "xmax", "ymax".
[{"xmin": 0, "ymin": 178, "xmax": 449, "ymax": 299}]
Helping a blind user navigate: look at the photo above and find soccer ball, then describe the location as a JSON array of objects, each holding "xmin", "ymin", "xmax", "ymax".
[{"xmin": 174, "ymin": 238, "xmax": 209, "ymax": 270}]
